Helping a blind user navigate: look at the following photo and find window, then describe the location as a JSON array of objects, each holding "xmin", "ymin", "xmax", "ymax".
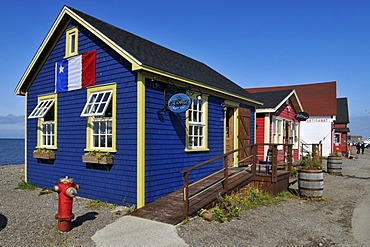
[
  {"xmin": 292, "ymin": 122, "xmax": 299, "ymax": 149},
  {"xmin": 334, "ymin": 133, "xmax": 341, "ymax": 145},
  {"xmin": 81, "ymin": 84, "xmax": 116, "ymax": 152},
  {"xmin": 28, "ymin": 94, "xmax": 57, "ymax": 149},
  {"xmin": 28, "ymin": 99, "xmax": 55, "ymax": 119},
  {"xmin": 272, "ymin": 117, "xmax": 283, "ymax": 144},
  {"xmin": 65, "ymin": 27, "xmax": 78, "ymax": 57},
  {"xmin": 186, "ymin": 96, "xmax": 208, "ymax": 151},
  {"xmin": 80, "ymin": 90, "xmax": 113, "ymax": 117}
]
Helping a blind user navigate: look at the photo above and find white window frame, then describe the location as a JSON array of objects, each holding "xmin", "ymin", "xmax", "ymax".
[
  {"xmin": 28, "ymin": 94, "xmax": 57, "ymax": 149},
  {"xmin": 28, "ymin": 99, "xmax": 55, "ymax": 119},
  {"xmin": 41, "ymin": 121, "xmax": 55, "ymax": 147},
  {"xmin": 186, "ymin": 96, "xmax": 208, "ymax": 151},
  {"xmin": 90, "ymin": 116, "xmax": 113, "ymax": 150},
  {"xmin": 80, "ymin": 90, "xmax": 113, "ymax": 117},
  {"xmin": 272, "ymin": 117, "xmax": 283, "ymax": 144},
  {"xmin": 82, "ymin": 84, "xmax": 116, "ymax": 152}
]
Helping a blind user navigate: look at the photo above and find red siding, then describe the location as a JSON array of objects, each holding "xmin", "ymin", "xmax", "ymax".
[
  {"xmin": 256, "ymin": 99, "xmax": 301, "ymax": 164},
  {"xmin": 256, "ymin": 113, "xmax": 265, "ymax": 161}
]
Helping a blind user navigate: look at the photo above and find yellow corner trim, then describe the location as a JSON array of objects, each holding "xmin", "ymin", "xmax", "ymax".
[{"xmin": 137, "ymin": 72, "xmax": 145, "ymax": 208}]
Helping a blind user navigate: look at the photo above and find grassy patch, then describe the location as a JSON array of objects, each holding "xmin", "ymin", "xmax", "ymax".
[
  {"xmin": 85, "ymin": 200, "xmax": 117, "ymax": 210},
  {"xmin": 207, "ymin": 184, "xmax": 294, "ymax": 223},
  {"xmin": 16, "ymin": 181, "xmax": 37, "ymax": 191}
]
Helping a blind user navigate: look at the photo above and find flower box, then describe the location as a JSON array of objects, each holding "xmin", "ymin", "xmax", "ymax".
[
  {"xmin": 82, "ymin": 155, "xmax": 114, "ymax": 165},
  {"xmin": 33, "ymin": 151, "xmax": 56, "ymax": 160}
]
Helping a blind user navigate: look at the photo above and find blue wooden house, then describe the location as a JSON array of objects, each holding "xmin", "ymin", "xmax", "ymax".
[{"xmin": 14, "ymin": 6, "xmax": 260, "ymax": 208}]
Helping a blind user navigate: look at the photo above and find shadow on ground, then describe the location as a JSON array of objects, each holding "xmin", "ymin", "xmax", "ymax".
[
  {"xmin": 0, "ymin": 213, "xmax": 7, "ymax": 231},
  {"xmin": 71, "ymin": 212, "xmax": 98, "ymax": 228},
  {"xmin": 345, "ymin": 175, "xmax": 370, "ymax": 180}
]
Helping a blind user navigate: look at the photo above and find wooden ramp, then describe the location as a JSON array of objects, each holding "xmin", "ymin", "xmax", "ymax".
[{"xmin": 131, "ymin": 168, "xmax": 253, "ymax": 225}]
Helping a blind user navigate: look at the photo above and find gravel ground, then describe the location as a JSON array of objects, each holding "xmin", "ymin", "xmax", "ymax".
[
  {"xmin": 0, "ymin": 165, "xmax": 121, "ymax": 247},
  {"xmin": 0, "ymin": 147, "xmax": 369, "ymax": 246},
  {"xmin": 177, "ymin": 148, "xmax": 370, "ymax": 247}
]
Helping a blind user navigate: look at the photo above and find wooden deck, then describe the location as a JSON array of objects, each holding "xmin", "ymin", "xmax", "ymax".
[
  {"xmin": 131, "ymin": 167, "xmax": 253, "ymax": 225},
  {"xmin": 131, "ymin": 143, "xmax": 299, "ymax": 225}
]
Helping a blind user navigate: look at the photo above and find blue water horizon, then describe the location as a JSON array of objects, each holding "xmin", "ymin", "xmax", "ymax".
[{"xmin": 0, "ymin": 138, "xmax": 25, "ymax": 165}]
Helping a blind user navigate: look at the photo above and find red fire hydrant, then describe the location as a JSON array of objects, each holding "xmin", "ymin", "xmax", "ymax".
[{"xmin": 52, "ymin": 176, "xmax": 79, "ymax": 232}]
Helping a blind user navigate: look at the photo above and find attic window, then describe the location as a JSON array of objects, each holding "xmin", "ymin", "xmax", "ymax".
[
  {"xmin": 65, "ymin": 27, "xmax": 78, "ymax": 57},
  {"xmin": 28, "ymin": 99, "xmax": 55, "ymax": 119},
  {"xmin": 80, "ymin": 90, "xmax": 113, "ymax": 117}
]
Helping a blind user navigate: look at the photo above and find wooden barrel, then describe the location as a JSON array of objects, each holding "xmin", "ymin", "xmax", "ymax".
[
  {"xmin": 327, "ymin": 156, "xmax": 342, "ymax": 175},
  {"xmin": 298, "ymin": 170, "xmax": 324, "ymax": 198}
]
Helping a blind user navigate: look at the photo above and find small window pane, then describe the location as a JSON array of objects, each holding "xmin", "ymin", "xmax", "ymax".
[
  {"xmin": 70, "ymin": 33, "xmax": 75, "ymax": 54},
  {"xmin": 108, "ymin": 136, "xmax": 112, "ymax": 147}
]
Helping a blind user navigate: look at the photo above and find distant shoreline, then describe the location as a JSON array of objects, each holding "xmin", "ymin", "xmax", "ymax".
[{"xmin": 0, "ymin": 138, "xmax": 24, "ymax": 140}]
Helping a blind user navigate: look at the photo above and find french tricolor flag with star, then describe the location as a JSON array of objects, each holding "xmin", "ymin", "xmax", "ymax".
[{"xmin": 55, "ymin": 50, "xmax": 96, "ymax": 93}]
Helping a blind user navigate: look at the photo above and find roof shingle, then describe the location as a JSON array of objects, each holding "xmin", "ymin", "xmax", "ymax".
[{"xmin": 70, "ymin": 7, "xmax": 257, "ymax": 101}]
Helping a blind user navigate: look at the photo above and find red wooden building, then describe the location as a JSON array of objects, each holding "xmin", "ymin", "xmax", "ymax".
[
  {"xmin": 333, "ymin": 98, "xmax": 350, "ymax": 156},
  {"xmin": 251, "ymin": 89, "xmax": 303, "ymax": 164},
  {"xmin": 247, "ymin": 81, "xmax": 338, "ymax": 157}
]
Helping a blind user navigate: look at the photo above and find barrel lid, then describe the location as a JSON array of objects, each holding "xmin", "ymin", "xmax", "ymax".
[{"xmin": 59, "ymin": 176, "xmax": 74, "ymax": 184}]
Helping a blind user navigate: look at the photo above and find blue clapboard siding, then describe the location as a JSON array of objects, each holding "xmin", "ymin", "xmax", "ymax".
[
  {"xmin": 26, "ymin": 21, "xmax": 138, "ymax": 205},
  {"xmin": 144, "ymin": 81, "xmax": 225, "ymax": 203},
  {"xmin": 25, "ymin": 18, "xmax": 256, "ymax": 207}
]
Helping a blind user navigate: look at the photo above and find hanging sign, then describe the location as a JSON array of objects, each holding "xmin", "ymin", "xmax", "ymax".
[
  {"xmin": 168, "ymin": 93, "xmax": 191, "ymax": 113},
  {"xmin": 295, "ymin": 112, "xmax": 309, "ymax": 121}
]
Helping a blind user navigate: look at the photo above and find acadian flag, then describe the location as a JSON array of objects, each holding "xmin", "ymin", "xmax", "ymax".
[{"xmin": 55, "ymin": 50, "xmax": 96, "ymax": 93}]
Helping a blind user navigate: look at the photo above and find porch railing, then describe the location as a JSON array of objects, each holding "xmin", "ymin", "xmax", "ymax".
[
  {"xmin": 180, "ymin": 143, "xmax": 293, "ymax": 217},
  {"xmin": 300, "ymin": 143, "xmax": 322, "ymax": 163}
]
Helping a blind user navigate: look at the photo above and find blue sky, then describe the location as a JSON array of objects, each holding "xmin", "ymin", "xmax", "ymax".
[{"xmin": 2, "ymin": 0, "xmax": 370, "ymax": 138}]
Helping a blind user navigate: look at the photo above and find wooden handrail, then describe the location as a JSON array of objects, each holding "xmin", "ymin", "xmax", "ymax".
[
  {"xmin": 180, "ymin": 147, "xmax": 245, "ymax": 174},
  {"xmin": 181, "ymin": 143, "xmax": 294, "ymax": 217}
]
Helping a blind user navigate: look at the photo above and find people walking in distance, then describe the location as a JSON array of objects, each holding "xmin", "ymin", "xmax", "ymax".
[
  {"xmin": 356, "ymin": 142, "xmax": 361, "ymax": 154},
  {"xmin": 361, "ymin": 142, "xmax": 365, "ymax": 154}
]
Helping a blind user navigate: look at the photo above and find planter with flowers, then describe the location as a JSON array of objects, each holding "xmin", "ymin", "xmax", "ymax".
[
  {"xmin": 82, "ymin": 150, "xmax": 114, "ymax": 165},
  {"xmin": 297, "ymin": 159, "xmax": 323, "ymax": 198},
  {"xmin": 33, "ymin": 148, "xmax": 56, "ymax": 160}
]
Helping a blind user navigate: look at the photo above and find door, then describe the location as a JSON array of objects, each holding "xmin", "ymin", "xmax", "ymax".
[
  {"xmin": 225, "ymin": 107, "xmax": 235, "ymax": 166},
  {"xmin": 238, "ymin": 107, "xmax": 251, "ymax": 166}
]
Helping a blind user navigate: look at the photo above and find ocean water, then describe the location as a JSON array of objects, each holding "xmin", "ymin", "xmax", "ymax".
[{"xmin": 0, "ymin": 139, "xmax": 25, "ymax": 165}]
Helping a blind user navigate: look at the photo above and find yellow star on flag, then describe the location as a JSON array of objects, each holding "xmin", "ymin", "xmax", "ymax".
[{"xmin": 59, "ymin": 65, "xmax": 64, "ymax": 73}]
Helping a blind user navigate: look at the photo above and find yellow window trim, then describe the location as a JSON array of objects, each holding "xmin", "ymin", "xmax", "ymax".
[
  {"xmin": 36, "ymin": 94, "xmax": 58, "ymax": 149},
  {"xmin": 84, "ymin": 83, "xmax": 117, "ymax": 153},
  {"xmin": 185, "ymin": 95, "xmax": 209, "ymax": 152},
  {"xmin": 65, "ymin": 27, "xmax": 78, "ymax": 58}
]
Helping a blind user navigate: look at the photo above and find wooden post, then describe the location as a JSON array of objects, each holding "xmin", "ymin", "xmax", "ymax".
[
  {"xmin": 312, "ymin": 144, "xmax": 318, "ymax": 162},
  {"xmin": 251, "ymin": 144, "xmax": 257, "ymax": 177},
  {"xmin": 271, "ymin": 144, "xmax": 278, "ymax": 183},
  {"xmin": 287, "ymin": 144, "xmax": 293, "ymax": 171},
  {"xmin": 223, "ymin": 155, "xmax": 229, "ymax": 190},
  {"xmin": 183, "ymin": 172, "xmax": 189, "ymax": 217}
]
